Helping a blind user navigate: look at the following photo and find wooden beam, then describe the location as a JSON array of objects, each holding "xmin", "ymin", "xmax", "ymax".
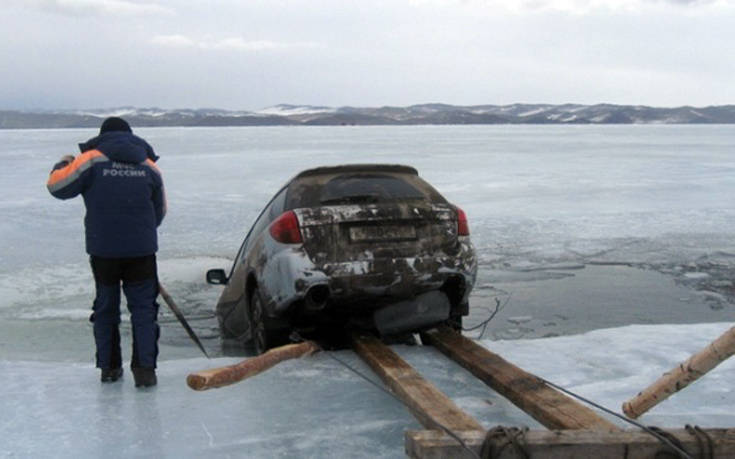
[
  {"xmin": 406, "ymin": 428, "xmax": 735, "ymax": 459},
  {"xmin": 351, "ymin": 333, "xmax": 484, "ymax": 432},
  {"xmin": 421, "ymin": 326, "xmax": 618, "ymax": 431}
]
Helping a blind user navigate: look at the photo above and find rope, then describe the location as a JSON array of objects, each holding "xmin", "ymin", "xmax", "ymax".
[
  {"xmin": 540, "ymin": 377, "xmax": 695, "ymax": 459},
  {"xmin": 290, "ymin": 331, "xmax": 482, "ymax": 459},
  {"xmin": 480, "ymin": 426, "xmax": 530, "ymax": 459},
  {"xmin": 325, "ymin": 351, "xmax": 483, "ymax": 459},
  {"xmin": 290, "ymin": 331, "xmax": 713, "ymax": 459},
  {"xmin": 685, "ymin": 425, "xmax": 705, "ymax": 459},
  {"xmin": 650, "ymin": 426, "xmax": 688, "ymax": 458},
  {"xmin": 463, "ymin": 294, "xmax": 511, "ymax": 339},
  {"xmin": 685, "ymin": 424, "xmax": 715, "ymax": 459}
]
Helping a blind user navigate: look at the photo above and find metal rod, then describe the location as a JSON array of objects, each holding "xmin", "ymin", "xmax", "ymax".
[{"xmin": 158, "ymin": 283, "xmax": 210, "ymax": 358}]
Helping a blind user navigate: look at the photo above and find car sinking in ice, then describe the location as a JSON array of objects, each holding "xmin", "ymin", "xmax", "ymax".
[{"xmin": 206, "ymin": 164, "xmax": 477, "ymax": 354}]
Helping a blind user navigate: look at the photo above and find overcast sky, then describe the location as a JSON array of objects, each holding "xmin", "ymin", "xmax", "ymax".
[{"xmin": 2, "ymin": 0, "xmax": 734, "ymax": 110}]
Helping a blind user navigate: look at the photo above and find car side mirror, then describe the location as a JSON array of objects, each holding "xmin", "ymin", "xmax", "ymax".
[{"xmin": 206, "ymin": 269, "xmax": 228, "ymax": 285}]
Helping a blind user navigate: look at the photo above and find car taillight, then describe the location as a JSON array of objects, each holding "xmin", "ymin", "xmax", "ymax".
[
  {"xmin": 456, "ymin": 207, "xmax": 470, "ymax": 236},
  {"xmin": 269, "ymin": 211, "xmax": 303, "ymax": 244}
]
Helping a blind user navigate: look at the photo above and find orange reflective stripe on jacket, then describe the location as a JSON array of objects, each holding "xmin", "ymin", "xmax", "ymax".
[{"xmin": 47, "ymin": 150, "xmax": 107, "ymax": 192}]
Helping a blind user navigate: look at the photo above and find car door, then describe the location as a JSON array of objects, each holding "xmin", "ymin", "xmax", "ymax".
[
  {"xmin": 218, "ymin": 186, "xmax": 288, "ymax": 336},
  {"xmin": 216, "ymin": 234, "xmax": 254, "ymax": 337}
]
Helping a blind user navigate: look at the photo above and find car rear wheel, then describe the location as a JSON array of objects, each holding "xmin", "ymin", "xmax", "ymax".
[
  {"xmin": 218, "ymin": 317, "xmax": 236, "ymax": 339},
  {"xmin": 446, "ymin": 301, "xmax": 466, "ymax": 332},
  {"xmin": 446, "ymin": 313, "xmax": 463, "ymax": 331},
  {"xmin": 249, "ymin": 287, "xmax": 286, "ymax": 355}
]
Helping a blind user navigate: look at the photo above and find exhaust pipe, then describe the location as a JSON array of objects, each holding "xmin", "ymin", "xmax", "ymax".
[{"xmin": 305, "ymin": 285, "xmax": 330, "ymax": 312}]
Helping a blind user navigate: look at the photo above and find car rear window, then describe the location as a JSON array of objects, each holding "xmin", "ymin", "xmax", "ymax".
[
  {"xmin": 286, "ymin": 172, "xmax": 445, "ymax": 209},
  {"xmin": 319, "ymin": 174, "xmax": 425, "ymax": 204}
]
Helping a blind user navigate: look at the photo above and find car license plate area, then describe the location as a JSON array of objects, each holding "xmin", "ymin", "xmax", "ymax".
[{"xmin": 349, "ymin": 225, "xmax": 417, "ymax": 243}]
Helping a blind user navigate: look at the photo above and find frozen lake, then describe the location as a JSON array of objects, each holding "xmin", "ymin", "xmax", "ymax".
[
  {"xmin": 1, "ymin": 125, "xmax": 735, "ymax": 457},
  {"xmin": 3, "ymin": 323, "xmax": 735, "ymax": 458},
  {"xmin": 1, "ymin": 125, "xmax": 733, "ymax": 352}
]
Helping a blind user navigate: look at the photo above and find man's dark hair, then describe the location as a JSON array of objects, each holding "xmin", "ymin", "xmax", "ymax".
[{"xmin": 100, "ymin": 117, "xmax": 132, "ymax": 134}]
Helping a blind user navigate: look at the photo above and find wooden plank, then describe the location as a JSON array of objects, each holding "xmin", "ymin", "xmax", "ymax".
[
  {"xmin": 351, "ymin": 333, "xmax": 484, "ymax": 432},
  {"xmin": 421, "ymin": 326, "xmax": 618, "ymax": 431},
  {"xmin": 406, "ymin": 428, "xmax": 735, "ymax": 459}
]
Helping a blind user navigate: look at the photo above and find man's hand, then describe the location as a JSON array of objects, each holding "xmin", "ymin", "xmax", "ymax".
[{"xmin": 60, "ymin": 155, "xmax": 75, "ymax": 164}]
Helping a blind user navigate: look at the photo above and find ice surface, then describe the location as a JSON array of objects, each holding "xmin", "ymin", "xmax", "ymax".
[
  {"xmin": 1, "ymin": 125, "xmax": 735, "ymax": 457},
  {"xmin": 4, "ymin": 126, "xmax": 735, "ymax": 272},
  {"xmin": 2, "ymin": 323, "xmax": 735, "ymax": 458}
]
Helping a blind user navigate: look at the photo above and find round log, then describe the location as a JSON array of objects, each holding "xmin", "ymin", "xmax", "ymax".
[
  {"xmin": 187, "ymin": 340, "xmax": 320, "ymax": 391},
  {"xmin": 623, "ymin": 325, "xmax": 735, "ymax": 419}
]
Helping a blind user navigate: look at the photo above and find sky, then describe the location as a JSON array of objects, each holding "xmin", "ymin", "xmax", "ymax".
[{"xmin": 1, "ymin": 0, "xmax": 734, "ymax": 110}]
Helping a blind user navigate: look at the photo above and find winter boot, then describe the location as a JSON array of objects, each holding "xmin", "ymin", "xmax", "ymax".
[
  {"xmin": 100, "ymin": 367, "xmax": 123, "ymax": 383},
  {"xmin": 132, "ymin": 367, "xmax": 157, "ymax": 387}
]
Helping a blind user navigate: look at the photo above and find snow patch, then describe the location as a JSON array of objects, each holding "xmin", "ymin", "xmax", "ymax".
[
  {"xmin": 257, "ymin": 105, "xmax": 335, "ymax": 116},
  {"xmin": 518, "ymin": 108, "xmax": 546, "ymax": 117},
  {"xmin": 16, "ymin": 308, "xmax": 92, "ymax": 321}
]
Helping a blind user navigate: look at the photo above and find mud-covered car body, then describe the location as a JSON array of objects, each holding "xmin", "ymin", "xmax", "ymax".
[{"xmin": 207, "ymin": 164, "xmax": 477, "ymax": 353}]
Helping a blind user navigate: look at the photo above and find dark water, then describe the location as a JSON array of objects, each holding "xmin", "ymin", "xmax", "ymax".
[{"xmin": 467, "ymin": 264, "xmax": 734, "ymax": 340}]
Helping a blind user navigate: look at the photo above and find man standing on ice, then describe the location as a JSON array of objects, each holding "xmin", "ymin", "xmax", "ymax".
[{"xmin": 46, "ymin": 117, "xmax": 166, "ymax": 388}]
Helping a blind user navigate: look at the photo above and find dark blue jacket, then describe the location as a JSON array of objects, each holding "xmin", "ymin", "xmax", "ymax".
[{"xmin": 47, "ymin": 131, "xmax": 166, "ymax": 258}]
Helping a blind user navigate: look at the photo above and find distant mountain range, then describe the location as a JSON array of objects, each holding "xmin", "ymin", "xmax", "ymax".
[{"xmin": 3, "ymin": 103, "xmax": 735, "ymax": 128}]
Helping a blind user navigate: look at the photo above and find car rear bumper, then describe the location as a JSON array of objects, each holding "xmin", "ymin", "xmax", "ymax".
[
  {"xmin": 324, "ymin": 256, "xmax": 474, "ymax": 304},
  {"xmin": 260, "ymin": 242, "xmax": 477, "ymax": 316}
]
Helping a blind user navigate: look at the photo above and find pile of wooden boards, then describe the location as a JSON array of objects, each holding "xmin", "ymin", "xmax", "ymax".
[{"xmin": 186, "ymin": 325, "xmax": 735, "ymax": 458}]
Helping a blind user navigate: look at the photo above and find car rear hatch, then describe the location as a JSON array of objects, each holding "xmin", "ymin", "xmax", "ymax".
[
  {"xmin": 297, "ymin": 201, "xmax": 457, "ymax": 262},
  {"xmin": 291, "ymin": 172, "xmax": 459, "ymax": 264}
]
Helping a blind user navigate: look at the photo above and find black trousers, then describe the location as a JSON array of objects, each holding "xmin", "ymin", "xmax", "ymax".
[{"xmin": 90, "ymin": 255, "xmax": 160, "ymax": 369}]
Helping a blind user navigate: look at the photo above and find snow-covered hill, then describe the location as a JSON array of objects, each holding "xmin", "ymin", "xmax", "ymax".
[{"xmin": 3, "ymin": 103, "xmax": 735, "ymax": 128}]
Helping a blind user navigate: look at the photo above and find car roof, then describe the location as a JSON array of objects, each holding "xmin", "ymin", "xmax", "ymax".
[
  {"xmin": 293, "ymin": 164, "xmax": 419, "ymax": 180},
  {"xmin": 283, "ymin": 164, "xmax": 447, "ymax": 209}
]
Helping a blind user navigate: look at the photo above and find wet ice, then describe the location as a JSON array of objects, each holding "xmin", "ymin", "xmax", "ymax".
[
  {"xmin": 2, "ymin": 323, "xmax": 735, "ymax": 458},
  {"xmin": 1, "ymin": 125, "xmax": 735, "ymax": 457}
]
